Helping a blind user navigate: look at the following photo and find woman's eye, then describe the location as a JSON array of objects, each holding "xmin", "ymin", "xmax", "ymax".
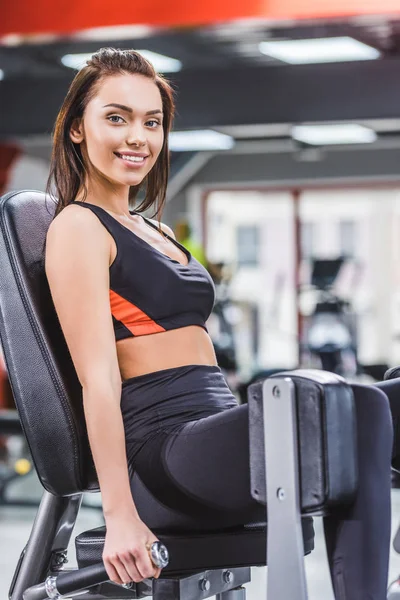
[
  {"xmin": 146, "ymin": 120, "xmax": 161, "ymax": 128},
  {"xmin": 107, "ymin": 115, "xmax": 125, "ymax": 124}
]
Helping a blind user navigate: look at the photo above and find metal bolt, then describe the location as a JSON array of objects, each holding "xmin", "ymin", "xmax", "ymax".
[
  {"xmin": 272, "ymin": 386, "xmax": 281, "ymax": 398},
  {"xmin": 223, "ymin": 570, "xmax": 234, "ymax": 584},
  {"xmin": 122, "ymin": 582, "xmax": 134, "ymax": 589},
  {"xmin": 199, "ymin": 578, "xmax": 211, "ymax": 592},
  {"xmin": 277, "ymin": 487, "xmax": 286, "ymax": 501},
  {"xmin": 56, "ymin": 553, "xmax": 67, "ymax": 565}
]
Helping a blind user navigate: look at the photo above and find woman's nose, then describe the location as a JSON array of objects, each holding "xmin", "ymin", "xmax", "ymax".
[{"xmin": 127, "ymin": 125, "xmax": 146, "ymax": 146}]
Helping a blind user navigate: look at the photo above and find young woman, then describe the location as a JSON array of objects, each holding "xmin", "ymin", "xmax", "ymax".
[{"xmin": 45, "ymin": 47, "xmax": 393, "ymax": 599}]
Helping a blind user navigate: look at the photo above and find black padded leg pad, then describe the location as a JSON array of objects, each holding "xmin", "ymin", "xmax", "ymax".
[{"xmin": 248, "ymin": 370, "xmax": 358, "ymax": 513}]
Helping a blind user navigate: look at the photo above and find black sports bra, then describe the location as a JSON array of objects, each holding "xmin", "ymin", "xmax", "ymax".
[{"xmin": 71, "ymin": 201, "xmax": 216, "ymax": 341}]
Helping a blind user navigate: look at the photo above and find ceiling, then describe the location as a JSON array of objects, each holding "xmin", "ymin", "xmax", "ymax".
[{"xmin": 2, "ymin": 16, "xmax": 400, "ymax": 144}]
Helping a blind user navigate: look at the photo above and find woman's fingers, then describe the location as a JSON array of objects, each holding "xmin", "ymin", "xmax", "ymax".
[
  {"xmin": 104, "ymin": 552, "xmax": 157, "ymax": 585},
  {"xmin": 119, "ymin": 552, "xmax": 144, "ymax": 582},
  {"xmin": 114, "ymin": 556, "xmax": 135, "ymax": 585},
  {"xmin": 133, "ymin": 546, "xmax": 158, "ymax": 580},
  {"xmin": 103, "ymin": 558, "xmax": 124, "ymax": 585},
  {"xmin": 104, "ymin": 555, "xmax": 136, "ymax": 585},
  {"xmin": 104, "ymin": 537, "xmax": 165, "ymax": 585}
]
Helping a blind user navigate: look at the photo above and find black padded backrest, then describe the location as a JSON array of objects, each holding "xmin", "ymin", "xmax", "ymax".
[{"xmin": 0, "ymin": 190, "xmax": 98, "ymax": 496}]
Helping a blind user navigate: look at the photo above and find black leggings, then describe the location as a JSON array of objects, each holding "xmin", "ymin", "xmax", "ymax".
[{"xmin": 124, "ymin": 365, "xmax": 393, "ymax": 600}]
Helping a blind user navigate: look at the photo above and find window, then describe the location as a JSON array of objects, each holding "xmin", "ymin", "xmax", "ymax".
[
  {"xmin": 236, "ymin": 225, "xmax": 260, "ymax": 267},
  {"xmin": 339, "ymin": 220, "xmax": 355, "ymax": 258}
]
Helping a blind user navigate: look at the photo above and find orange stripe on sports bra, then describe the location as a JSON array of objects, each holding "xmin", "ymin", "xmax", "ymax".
[{"xmin": 109, "ymin": 290, "xmax": 166, "ymax": 336}]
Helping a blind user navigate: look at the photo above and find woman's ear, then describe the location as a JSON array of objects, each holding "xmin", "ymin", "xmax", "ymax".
[{"xmin": 70, "ymin": 118, "xmax": 84, "ymax": 144}]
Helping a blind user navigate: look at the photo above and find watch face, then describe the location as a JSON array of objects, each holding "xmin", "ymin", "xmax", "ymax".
[{"xmin": 151, "ymin": 542, "xmax": 169, "ymax": 568}]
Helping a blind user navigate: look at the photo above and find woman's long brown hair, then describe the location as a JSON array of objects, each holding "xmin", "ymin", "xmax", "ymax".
[{"xmin": 46, "ymin": 47, "xmax": 175, "ymax": 220}]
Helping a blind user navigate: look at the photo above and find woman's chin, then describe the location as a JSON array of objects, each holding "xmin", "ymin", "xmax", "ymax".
[
  {"xmin": 126, "ymin": 176, "xmax": 146, "ymax": 187},
  {"xmin": 108, "ymin": 173, "xmax": 146, "ymax": 188},
  {"xmin": 119, "ymin": 167, "xmax": 150, "ymax": 186}
]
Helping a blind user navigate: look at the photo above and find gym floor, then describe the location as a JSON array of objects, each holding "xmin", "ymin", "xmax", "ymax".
[{"xmin": 1, "ymin": 471, "xmax": 400, "ymax": 599}]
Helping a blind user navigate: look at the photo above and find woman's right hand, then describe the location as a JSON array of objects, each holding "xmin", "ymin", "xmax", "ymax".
[{"xmin": 102, "ymin": 513, "xmax": 162, "ymax": 585}]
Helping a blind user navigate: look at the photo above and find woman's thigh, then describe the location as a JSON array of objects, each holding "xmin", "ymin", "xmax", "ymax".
[
  {"xmin": 164, "ymin": 404, "xmax": 260, "ymax": 512},
  {"xmin": 134, "ymin": 404, "xmax": 267, "ymax": 524}
]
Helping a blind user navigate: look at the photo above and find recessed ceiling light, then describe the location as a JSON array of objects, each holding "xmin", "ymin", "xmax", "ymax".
[
  {"xmin": 0, "ymin": 69, "xmax": 4, "ymax": 81},
  {"xmin": 292, "ymin": 124, "xmax": 377, "ymax": 145},
  {"xmin": 259, "ymin": 36, "xmax": 380, "ymax": 64},
  {"xmin": 0, "ymin": 33, "xmax": 59, "ymax": 46},
  {"xmin": 61, "ymin": 50, "xmax": 182, "ymax": 73},
  {"xmin": 169, "ymin": 130, "xmax": 234, "ymax": 151},
  {"xmin": 136, "ymin": 50, "xmax": 182, "ymax": 73},
  {"xmin": 61, "ymin": 53, "xmax": 94, "ymax": 70},
  {"xmin": 72, "ymin": 25, "xmax": 153, "ymax": 41}
]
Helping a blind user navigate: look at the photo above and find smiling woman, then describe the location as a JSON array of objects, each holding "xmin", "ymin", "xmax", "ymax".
[
  {"xmin": 43, "ymin": 47, "xmax": 394, "ymax": 600},
  {"xmin": 68, "ymin": 75, "xmax": 165, "ymax": 190},
  {"xmin": 47, "ymin": 47, "xmax": 174, "ymax": 221},
  {"xmin": 44, "ymin": 46, "xmax": 219, "ymax": 586},
  {"xmin": 102, "ymin": 102, "xmax": 164, "ymax": 169}
]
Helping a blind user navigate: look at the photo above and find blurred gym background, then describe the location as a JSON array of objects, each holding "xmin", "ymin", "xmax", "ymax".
[{"xmin": 2, "ymin": 1, "xmax": 400, "ymax": 597}]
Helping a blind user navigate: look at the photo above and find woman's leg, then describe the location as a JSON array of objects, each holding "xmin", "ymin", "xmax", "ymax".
[
  {"xmin": 134, "ymin": 404, "xmax": 268, "ymax": 526},
  {"xmin": 375, "ymin": 377, "xmax": 400, "ymax": 470},
  {"xmin": 323, "ymin": 384, "xmax": 393, "ymax": 600},
  {"xmin": 134, "ymin": 382, "xmax": 392, "ymax": 598}
]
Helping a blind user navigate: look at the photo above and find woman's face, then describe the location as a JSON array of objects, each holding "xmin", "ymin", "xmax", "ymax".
[{"xmin": 70, "ymin": 73, "xmax": 164, "ymax": 189}]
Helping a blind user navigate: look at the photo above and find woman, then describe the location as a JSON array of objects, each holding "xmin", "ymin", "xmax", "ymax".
[{"xmin": 45, "ymin": 47, "xmax": 393, "ymax": 599}]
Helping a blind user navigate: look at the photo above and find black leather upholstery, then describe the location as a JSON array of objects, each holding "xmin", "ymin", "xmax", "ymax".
[
  {"xmin": 0, "ymin": 191, "xmax": 97, "ymax": 495},
  {"xmin": 383, "ymin": 366, "xmax": 400, "ymax": 470},
  {"xmin": 75, "ymin": 519, "xmax": 315, "ymax": 575},
  {"xmin": 384, "ymin": 366, "xmax": 400, "ymax": 381},
  {"xmin": 248, "ymin": 369, "xmax": 358, "ymax": 513}
]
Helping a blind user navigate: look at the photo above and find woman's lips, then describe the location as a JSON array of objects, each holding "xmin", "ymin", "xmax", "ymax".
[{"xmin": 114, "ymin": 152, "xmax": 149, "ymax": 168}]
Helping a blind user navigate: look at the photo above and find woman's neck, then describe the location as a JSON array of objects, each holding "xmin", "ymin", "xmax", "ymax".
[{"xmin": 76, "ymin": 179, "xmax": 131, "ymax": 216}]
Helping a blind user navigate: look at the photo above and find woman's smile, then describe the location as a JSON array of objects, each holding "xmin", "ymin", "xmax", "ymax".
[{"xmin": 114, "ymin": 151, "xmax": 149, "ymax": 169}]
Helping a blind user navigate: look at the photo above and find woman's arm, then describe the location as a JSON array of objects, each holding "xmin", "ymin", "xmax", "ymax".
[{"xmin": 45, "ymin": 205, "xmax": 160, "ymax": 585}]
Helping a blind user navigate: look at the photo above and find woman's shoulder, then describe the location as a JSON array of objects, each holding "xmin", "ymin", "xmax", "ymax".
[
  {"xmin": 46, "ymin": 202, "xmax": 109, "ymax": 247},
  {"xmin": 45, "ymin": 203, "xmax": 112, "ymax": 277}
]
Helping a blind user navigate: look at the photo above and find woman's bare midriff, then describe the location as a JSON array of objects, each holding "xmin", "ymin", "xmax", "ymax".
[{"xmin": 116, "ymin": 325, "xmax": 218, "ymax": 380}]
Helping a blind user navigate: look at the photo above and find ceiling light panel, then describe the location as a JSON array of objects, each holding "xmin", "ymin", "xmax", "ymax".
[
  {"xmin": 72, "ymin": 25, "xmax": 153, "ymax": 41},
  {"xmin": 259, "ymin": 36, "xmax": 380, "ymax": 64},
  {"xmin": 169, "ymin": 130, "xmax": 234, "ymax": 151},
  {"xmin": 61, "ymin": 50, "xmax": 182, "ymax": 73},
  {"xmin": 292, "ymin": 124, "xmax": 377, "ymax": 145}
]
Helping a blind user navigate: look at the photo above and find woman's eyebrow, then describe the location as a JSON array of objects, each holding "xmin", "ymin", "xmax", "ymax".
[{"xmin": 103, "ymin": 103, "xmax": 163, "ymax": 116}]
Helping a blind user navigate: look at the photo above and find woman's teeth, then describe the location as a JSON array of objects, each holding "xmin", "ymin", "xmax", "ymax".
[{"xmin": 119, "ymin": 154, "xmax": 145, "ymax": 163}]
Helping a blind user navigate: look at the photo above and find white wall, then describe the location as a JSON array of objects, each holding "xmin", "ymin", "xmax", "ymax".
[
  {"xmin": 6, "ymin": 154, "xmax": 50, "ymax": 193},
  {"xmin": 205, "ymin": 187, "xmax": 400, "ymax": 371},
  {"xmin": 206, "ymin": 191, "xmax": 298, "ymax": 372}
]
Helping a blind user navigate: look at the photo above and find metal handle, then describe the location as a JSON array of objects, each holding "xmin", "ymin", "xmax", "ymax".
[{"xmin": 23, "ymin": 563, "xmax": 109, "ymax": 600}]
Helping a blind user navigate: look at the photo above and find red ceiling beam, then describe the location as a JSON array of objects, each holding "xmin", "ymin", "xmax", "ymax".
[
  {"xmin": 269, "ymin": 0, "xmax": 400, "ymax": 19},
  {"xmin": 2, "ymin": 0, "xmax": 400, "ymax": 38},
  {"xmin": 1, "ymin": 1, "xmax": 265, "ymax": 37}
]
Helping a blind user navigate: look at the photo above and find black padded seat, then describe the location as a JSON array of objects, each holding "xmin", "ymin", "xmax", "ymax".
[{"xmin": 75, "ymin": 519, "xmax": 315, "ymax": 576}]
